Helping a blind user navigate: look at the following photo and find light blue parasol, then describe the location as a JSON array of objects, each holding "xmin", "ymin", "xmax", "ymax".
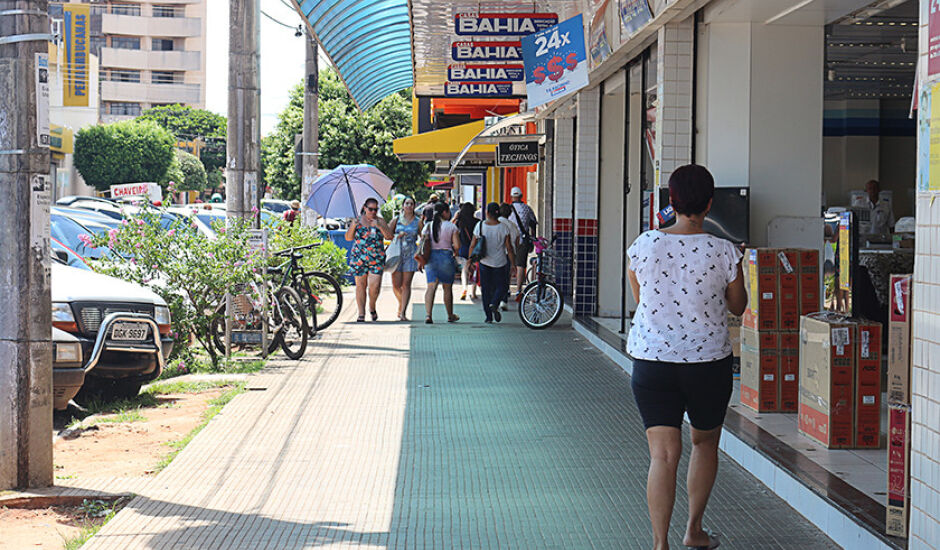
[{"xmin": 305, "ymin": 164, "xmax": 394, "ymax": 219}]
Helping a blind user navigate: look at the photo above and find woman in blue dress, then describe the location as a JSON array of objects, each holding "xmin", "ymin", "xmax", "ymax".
[{"xmin": 390, "ymin": 197, "xmax": 419, "ymax": 321}]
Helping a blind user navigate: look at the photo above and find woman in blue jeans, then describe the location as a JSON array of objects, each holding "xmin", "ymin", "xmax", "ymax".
[
  {"xmin": 422, "ymin": 202, "xmax": 461, "ymax": 324},
  {"xmin": 469, "ymin": 202, "xmax": 515, "ymax": 323}
]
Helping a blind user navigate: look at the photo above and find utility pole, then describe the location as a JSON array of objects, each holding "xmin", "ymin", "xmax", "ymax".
[
  {"xmin": 0, "ymin": 0, "xmax": 53, "ymax": 489},
  {"xmin": 301, "ymin": 31, "xmax": 318, "ymax": 227},
  {"xmin": 227, "ymin": 0, "xmax": 261, "ymax": 226}
]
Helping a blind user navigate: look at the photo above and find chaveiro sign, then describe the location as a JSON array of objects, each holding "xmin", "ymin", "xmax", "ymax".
[
  {"xmin": 497, "ymin": 141, "xmax": 539, "ymax": 167},
  {"xmin": 455, "ymin": 12, "xmax": 558, "ymax": 36},
  {"xmin": 445, "ymin": 81, "xmax": 515, "ymax": 98},
  {"xmin": 448, "ymin": 64, "xmax": 524, "ymax": 82},
  {"xmin": 452, "ymin": 41, "xmax": 522, "ymax": 62},
  {"xmin": 521, "ymin": 14, "xmax": 589, "ymax": 109}
]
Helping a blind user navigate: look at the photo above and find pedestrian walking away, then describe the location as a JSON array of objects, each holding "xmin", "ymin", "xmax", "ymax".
[
  {"xmin": 422, "ymin": 202, "xmax": 460, "ymax": 324},
  {"xmin": 346, "ymin": 198, "xmax": 393, "ymax": 322},
  {"xmin": 498, "ymin": 202, "xmax": 521, "ymax": 309},
  {"xmin": 509, "ymin": 186, "xmax": 537, "ymax": 299},
  {"xmin": 454, "ymin": 202, "xmax": 480, "ymax": 301},
  {"xmin": 626, "ymin": 164, "xmax": 748, "ymax": 550},
  {"xmin": 470, "ymin": 202, "xmax": 515, "ymax": 323},
  {"xmin": 418, "ymin": 192, "xmax": 440, "ymax": 234},
  {"xmin": 391, "ymin": 197, "xmax": 419, "ymax": 321}
]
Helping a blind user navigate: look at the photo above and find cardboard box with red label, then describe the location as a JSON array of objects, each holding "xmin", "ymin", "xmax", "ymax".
[
  {"xmin": 886, "ymin": 403, "xmax": 911, "ymax": 538},
  {"xmin": 740, "ymin": 328, "xmax": 779, "ymax": 412},
  {"xmin": 854, "ymin": 321, "xmax": 882, "ymax": 449},
  {"xmin": 887, "ymin": 274, "xmax": 912, "ymax": 405},
  {"xmin": 798, "ymin": 313, "xmax": 856, "ymax": 448}
]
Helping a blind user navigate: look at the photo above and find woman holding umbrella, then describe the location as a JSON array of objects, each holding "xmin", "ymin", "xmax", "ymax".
[{"xmin": 345, "ymin": 197, "xmax": 393, "ymax": 322}]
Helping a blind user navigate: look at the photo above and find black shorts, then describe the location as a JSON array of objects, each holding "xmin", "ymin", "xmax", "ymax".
[
  {"xmin": 514, "ymin": 241, "xmax": 532, "ymax": 267},
  {"xmin": 631, "ymin": 355, "xmax": 733, "ymax": 431}
]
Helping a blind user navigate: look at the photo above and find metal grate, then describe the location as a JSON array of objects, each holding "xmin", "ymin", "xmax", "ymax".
[{"xmin": 73, "ymin": 302, "xmax": 154, "ymax": 337}]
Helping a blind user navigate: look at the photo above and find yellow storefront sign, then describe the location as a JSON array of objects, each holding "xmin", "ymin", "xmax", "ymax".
[{"xmin": 63, "ymin": 4, "xmax": 90, "ymax": 107}]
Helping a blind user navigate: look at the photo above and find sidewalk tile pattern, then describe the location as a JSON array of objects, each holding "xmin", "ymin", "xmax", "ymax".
[{"xmin": 81, "ymin": 289, "xmax": 840, "ymax": 549}]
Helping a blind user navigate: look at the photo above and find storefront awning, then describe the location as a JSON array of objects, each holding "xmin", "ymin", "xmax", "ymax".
[
  {"xmin": 292, "ymin": 0, "xmax": 413, "ymax": 110},
  {"xmin": 393, "ymin": 120, "xmax": 496, "ymax": 162}
]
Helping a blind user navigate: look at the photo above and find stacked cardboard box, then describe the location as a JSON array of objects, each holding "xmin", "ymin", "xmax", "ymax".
[
  {"xmin": 797, "ymin": 313, "xmax": 885, "ymax": 450},
  {"xmin": 741, "ymin": 248, "xmax": 820, "ymax": 412},
  {"xmin": 885, "ymin": 274, "xmax": 913, "ymax": 538}
]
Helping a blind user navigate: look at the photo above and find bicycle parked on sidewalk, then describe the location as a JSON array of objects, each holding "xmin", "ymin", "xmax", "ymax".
[
  {"xmin": 269, "ymin": 243, "xmax": 344, "ymax": 333},
  {"xmin": 518, "ymin": 236, "xmax": 564, "ymax": 329},
  {"xmin": 210, "ymin": 277, "xmax": 309, "ymax": 359}
]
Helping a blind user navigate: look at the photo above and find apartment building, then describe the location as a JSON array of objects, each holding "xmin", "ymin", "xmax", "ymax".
[{"xmin": 49, "ymin": 0, "xmax": 207, "ymax": 123}]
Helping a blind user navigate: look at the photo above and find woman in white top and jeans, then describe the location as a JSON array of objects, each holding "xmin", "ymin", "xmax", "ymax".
[
  {"xmin": 627, "ymin": 164, "xmax": 747, "ymax": 550},
  {"xmin": 469, "ymin": 202, "xmax": 515, "ymax": 323}
]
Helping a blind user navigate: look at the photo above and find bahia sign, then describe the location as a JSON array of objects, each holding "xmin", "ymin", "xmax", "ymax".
[
  {"xmin": 448, "ymin": 64, "xmax": 524, "ymax": 82},
  {"xmin": 444, "ymin": 81, "xmax": 515, "ymax": 98},
  {"xmin": 455, "ymin": 12, "xmax": 558, "ymax": 36},
  {"xmin": 452, "ymin": 41, "xmax": 522, "ymax": 62}
]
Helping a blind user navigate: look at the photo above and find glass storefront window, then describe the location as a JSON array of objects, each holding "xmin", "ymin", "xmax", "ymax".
[{"xmin": 640, "ymin": 45, "xmax": 657, "ymax": 231}]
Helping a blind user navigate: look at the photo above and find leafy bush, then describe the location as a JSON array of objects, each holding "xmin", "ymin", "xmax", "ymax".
[
  {"xmin": 176, "ymin": 150, "xmax": 207, "ymax": 191},
  {"xmin": 73, "ymin": 120, "xmax": 176, "ymax": 190},
  {"xmin": 88, "ymin": 200, "xmax": 264, "ymax": 366}
]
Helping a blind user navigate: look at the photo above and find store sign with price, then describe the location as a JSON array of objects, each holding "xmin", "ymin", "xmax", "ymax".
[{"xmin": 521, "ymin": 14, "xmax": 589, "ymax": 109}]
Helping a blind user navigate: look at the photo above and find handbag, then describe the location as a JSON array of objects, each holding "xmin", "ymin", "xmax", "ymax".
[
  {"xmin": 469, "ymin": 223, "xmax": 486, "ymax": 262},
  {"xmin": 415, "ymin": 234, "xmax": 431, "ymax": 271},
  {"xmin": 384, "ymin": 236, "xmax": 402, "ymax": 272}
]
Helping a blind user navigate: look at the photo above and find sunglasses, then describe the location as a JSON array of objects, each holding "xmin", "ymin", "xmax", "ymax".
[{"xmin": 365, "ymin": 207, "xmax": 378, "ymax": 212}]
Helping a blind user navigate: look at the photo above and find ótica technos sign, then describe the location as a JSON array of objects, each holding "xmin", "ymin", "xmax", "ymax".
[
  {"xmin": 454, "ymin": 12, "xmax": 558, "ymax": 36},
  {"xmin": 497, "ymin": 141, "xmax": 539, "ymax": 167}
]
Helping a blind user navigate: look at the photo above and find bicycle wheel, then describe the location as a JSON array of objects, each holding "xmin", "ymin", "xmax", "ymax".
[
  {"xmin": 302, "ymin": 271, "xmax": 343, "ymax": 330},
  {"xmin": 518, "ymin": 281, "xmax": 564, "ymax": 329},
  {"xmin": 274, "ymin": 286, "xmax": 307, "ymax": 359},
  {"xmin": 210, "ymin": 302, "xmax": 226, "ymax": 353}
]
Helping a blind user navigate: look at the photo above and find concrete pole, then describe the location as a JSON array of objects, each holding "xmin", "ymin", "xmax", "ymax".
[
  {"xmin": 0, "ymin": 0, "xmax": 53, "ymax": 489},
  {"xmin": 226, "ymin": 0, "xmax": 261, "ymax": 226},
  {"xmin": 301, "ymin": 32, "xmax": 318, "ymax": 227}
]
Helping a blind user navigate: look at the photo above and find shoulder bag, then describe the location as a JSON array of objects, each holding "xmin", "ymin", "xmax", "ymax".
[
  {"xmin": 384, "ymin": 235, "xmax": 402, "ymax": 272},
  {"xmin": 469, "ymin": 223, "xmax": 486, "ymax": 262}
]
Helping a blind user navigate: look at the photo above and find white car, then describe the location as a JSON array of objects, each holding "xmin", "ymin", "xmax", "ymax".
[{"xmin": 51, "ymin": 261, "xmax": 172, "ymax": 401}]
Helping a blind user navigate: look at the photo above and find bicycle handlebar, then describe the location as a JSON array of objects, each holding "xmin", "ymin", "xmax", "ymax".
[{"xmin": 272, "ymin": 242, "xmax": 321, "ymax": 257}]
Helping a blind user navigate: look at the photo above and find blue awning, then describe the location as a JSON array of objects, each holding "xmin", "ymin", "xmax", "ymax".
[{"xmin": 292, "ymin": 0, "xmax": 413, "ymax": 110}]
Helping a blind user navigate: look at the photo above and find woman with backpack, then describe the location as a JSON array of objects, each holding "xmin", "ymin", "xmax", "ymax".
[
  {"xmin": 454, "ymin": 203, "xmax": 479, "ymax": 301},
  {"xmin": 469, "ymin": 202, "xmax": 515, "ymax": 323},
  {"xmin": 421, "ymin": 202, "xmax": 461, "ymax": 324}
]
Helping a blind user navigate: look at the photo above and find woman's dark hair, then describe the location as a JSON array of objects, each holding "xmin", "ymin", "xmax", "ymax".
[
  {"xmin": 486, "ymin": 202, "xmax": 500, "ymax": 219},
  {"xmin": 668, "ymin": 164, "xmax": 714, "ymax": 216},
  {"xmin": 431, "ymin": 201, "xmax": 447, "ymax": 242},
  {"xmin": 499, "ymin": 202, "xmax": 512, "ymax": 219},
  {"xmin": 361, "ymin": 197, "xmax": 379, "ymax": 215},
  {"xmin": 456, "ymin": 202, "xmax": 477, "ymax": 233}
]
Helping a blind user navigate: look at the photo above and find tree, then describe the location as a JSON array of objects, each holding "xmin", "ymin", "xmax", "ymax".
[
  {"xmin": 74, "ymin": 120, "xmax": 176, "ymax": 190},
  {"xmin": 136, "ymin": 104, "xmax": 227, "ymax": 174},
  {"xmin": 262, "ymin": 68, "xmax": 432, "ymax": 200},
  {"xmin": 176, "ymin": 149, "xmax": 207, "ymax": 191}
]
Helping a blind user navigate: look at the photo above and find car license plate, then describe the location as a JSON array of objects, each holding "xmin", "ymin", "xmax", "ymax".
[{"xmin": 111, "ymin": 322, "xmax": 149, "ymax": 341}]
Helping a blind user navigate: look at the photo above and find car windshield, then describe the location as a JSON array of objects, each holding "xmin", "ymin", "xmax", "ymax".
[
  {"xmin": 51, "ymin": 238, "xmax": 92, "ymax": 270},
  {"xmin": 50, "ymin": 214, "xmax": 110, "ymax": 260}
]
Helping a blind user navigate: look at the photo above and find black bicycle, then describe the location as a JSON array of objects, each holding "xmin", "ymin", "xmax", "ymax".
[
  {"xmin": 518, "ymin": 236, "xmax": 564, "ymax": 329},
  {"xmin": 210, "ymin": 277, "xmax": 308, "ymax": 359},
  {"xmin": 271, "ymin": 243, "xmax": 344, "ymax": 334}
]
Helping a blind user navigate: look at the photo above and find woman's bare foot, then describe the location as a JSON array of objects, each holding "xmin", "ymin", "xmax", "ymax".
[{"xmin": 682, "ymin": 528, "xmax": 718, "ymax": 549}]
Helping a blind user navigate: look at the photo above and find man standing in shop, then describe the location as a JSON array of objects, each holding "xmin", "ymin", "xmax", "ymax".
[
  {"xmin": 509, "ymin": 186, "xmax": 537, "ymax": 300},
  {"xmin": 864, "ymin": 179, "xmax": 895, "ymax": 237}
]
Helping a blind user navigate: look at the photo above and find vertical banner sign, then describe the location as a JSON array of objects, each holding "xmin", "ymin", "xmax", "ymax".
[
  {"xmin": 590, "ymin": 1, "xmax": 612, "ymax": 68},
  {"xmin": 930, "ymin": 0, "xmax": 940, "ymax": 78},
  {"xmin": 838, "ymin": 213, "xmax": 851, "ymax": 292},
  {"xmin": 521, "ymin": 14, "xmax": 589, "ymax": 109},
  {"xmin": 930, "ymin": 81, "xmax": 940, "ymax": 191},
  {"xmin": 63, "ymin": 4, "xmax": 90, "ymax": 107},
  {"xmin": 35, "ymin": 53, "xmax": 49, "ymax": 147},
  {"xmin": 619, "ymin": 0, "xmax": 653, "ymax": 38},
  {"xmin": 918, "ymin": 83, "xmax": 932, "ymax": 192}
]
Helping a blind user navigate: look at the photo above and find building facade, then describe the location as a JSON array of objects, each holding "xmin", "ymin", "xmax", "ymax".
[{"xmin": 49, "ymin": 0, "xmax": 207, "ymax": 123}]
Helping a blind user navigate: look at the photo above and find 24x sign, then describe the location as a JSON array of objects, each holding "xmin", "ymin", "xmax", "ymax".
[{"xmin": 533, "ymin": 27, "xmax": 571, "ymax": 56}]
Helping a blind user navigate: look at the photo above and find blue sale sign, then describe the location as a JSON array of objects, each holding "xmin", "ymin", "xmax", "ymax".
[
  {"xmin": 521, "ymin": 14, "xmax": 589, "ymax": 109},
  {"xmin": 620, "ymin": 0, "xmax": 653, "ymax": 37}
]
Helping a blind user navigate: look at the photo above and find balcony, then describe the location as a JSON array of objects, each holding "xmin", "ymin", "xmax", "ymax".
[
  {"xmin": 101, "ymin": 81, "xmax": 201, "ymax": 105},
  {"xmin": 101, "ymin": 48, "xmax": 201, "ymax": 71},
  {"xmin": 102, "ymin": 13, "xmax": 201, "ymax": 38}
]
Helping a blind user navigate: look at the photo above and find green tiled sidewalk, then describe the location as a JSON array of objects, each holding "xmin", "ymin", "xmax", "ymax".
[{"xmin": 81, "ymin": 286, "xmax": 838, "ymax": 549}]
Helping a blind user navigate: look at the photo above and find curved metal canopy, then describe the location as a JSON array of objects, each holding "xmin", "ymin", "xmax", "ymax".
[{"xmin": 292, "ymin": 0, "xmax": 413, "ymax": 111}]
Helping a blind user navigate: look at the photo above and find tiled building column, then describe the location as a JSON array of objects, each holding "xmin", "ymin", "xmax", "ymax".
[
  {"xmin": 653, "ymin": 18, "xmax": 694, "ymax": 213},
  {"xmin": 573, "ymin": 88, "xmax": 600, "ymax": 316},
  {"xmin": 909, "ymin": 6, "xmax": 940, "ymax": 547},
  {"xmin": 552, "ymin": 116, "xmax": 574, "ymax": 299}
]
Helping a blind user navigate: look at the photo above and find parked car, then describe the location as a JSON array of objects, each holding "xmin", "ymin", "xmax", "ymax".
[
  {"xmin": 262, "ymin": 199, "xmax": 292, "ymax": 214},
  {"xmin": 52, "ymin": 205, "xmax": 122, "ymax": 230},
  {"xmin": 52, "ymin": 327, "xmax": 85, "ymax": 410},
  {"xmin": 51, "ymin": 260, "xmax": 172, "ymax": 400},
  {"xmin": 56, "ymin": 195, "xmax": 123, "ymax": 220},
  {"xmin": 51, "ymin": 236, "xmax": 93, "ymax": 270},
  {"xmin": 50, "ymin": 213, "xmax": 114, "ymax": 260}
]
